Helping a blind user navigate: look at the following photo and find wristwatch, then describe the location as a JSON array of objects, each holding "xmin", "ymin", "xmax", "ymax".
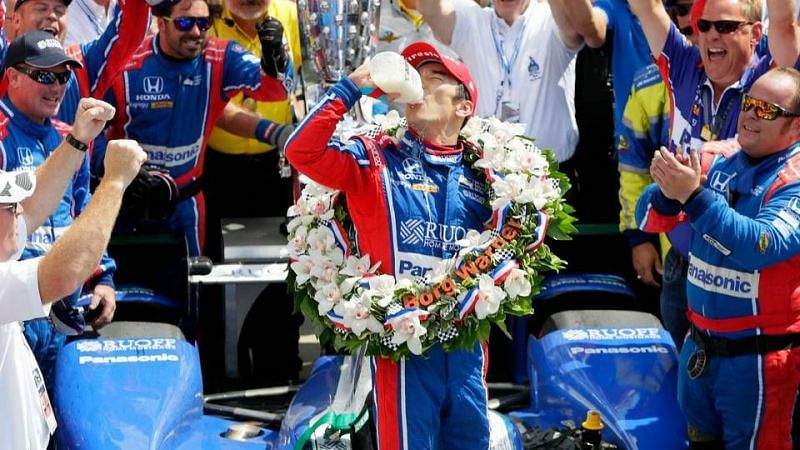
[{"xmin": 65, "ymin": 133, "xmax": 89, "ymax": 152}]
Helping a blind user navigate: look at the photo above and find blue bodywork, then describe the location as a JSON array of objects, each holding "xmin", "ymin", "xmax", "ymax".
[
  {"xmin": 54, "ymin": 274, "xmax": 686, "ymax": 449},
  {"xmin": 54, "ymin": 336, "xmax": 277, "ymax": 449},
  {"xmin": 509, "ymin": 274, "xmax": 687, "ymax": 449}
]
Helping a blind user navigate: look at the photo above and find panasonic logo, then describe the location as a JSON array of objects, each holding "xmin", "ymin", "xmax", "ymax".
[
  {"xmin": 687, "ymin": 254, "xmax": 758, "ymax": 298},
  {"xmin": 570, "ymin": 345, "xmax": 669, "ymax": 355},
  {"xmin": 78, "ymin": 353, "xmax": 179, "ymax": 364}
]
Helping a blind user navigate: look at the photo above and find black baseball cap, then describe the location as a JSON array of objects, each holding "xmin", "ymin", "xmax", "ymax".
[
  {"xmin": 14, "ymin": 0, "xmax": 72, "ymax": 11},
  {"xmin": 5, "ymin": 31, "xmax": 82, "ymax": 69}
]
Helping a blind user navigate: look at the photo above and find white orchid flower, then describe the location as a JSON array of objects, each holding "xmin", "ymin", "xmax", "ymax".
[
  {"xmin": 334, "ymin": 292, "xmax": 384, "ymax": 337},
  {"xmin": 341, "ymin": 255, "xmax": 373, "ymax": 277},
  {"xmin": 456, "ymin": 229, "xmax": 495, "ymax": 250},
  {"xmin": 490, "ymin": 173, "xmax": 527, "ymax": 210},
  {"xmin": 388, "ymin": 311, "xmax": 429, "ymax": 355},
  {"xmin": 287, "ymin": 225, "xmax": 310, "ymax": 257},
  {"xmin": 286, "ymin": 196, "xmax": 307, "ymax": 217},
  {"xmin": 307, "ymin": 227, "xmax": 337, "ymax": 258},
  {"xmin": 503, "ymin": 268, "xmax": 532, "ymax": 299},
  {"xmin": 310, "ymin": 257, "xmax": 340, "ymax": 287},
  {"xmin": 374, "ymin": 110, "xmax": 402, "ymax": 131},
  {"xmin": 315, "ymin": 282, "xmax": 343, "ymax": 315},
  {"xmin": 364, "ymin": 275, "xmax": 404, "ymax": 307},
  {"xmin": 473, "ymin": 274, "xmax": 506, "ymax": 319},
  {"xmin": 300, "ymin": 177, "xmax": 337, "ymax": 197},
  {"xmin": 514, "ymin": 143, "xmax": 548, "ymax": 176},
  {"xmin": 462, "ymin": 117, "xmax": 485, "ymax": 139},
  {"xmin": 287, "ymin": 215, "xmax": 313, "ymax": 234},
  {"xmin": 474, "ymin": 141, "xmax": 509, "ymax": 172},
  {"xmin": 306, "ymin": 195, "xmax": 335, "ymax": 220},
  {"xmin": 290, "ymin": 255, "xmax": 315, "ymax": 285}
]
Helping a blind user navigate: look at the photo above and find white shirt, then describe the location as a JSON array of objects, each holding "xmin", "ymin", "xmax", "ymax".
[
  {"xmin": 377, "ymin": 0, "xmax": 456, "ymax": 57},
  {"xmin": 449, "ymin": 0, "xmax": 579, "ymax": 162},
  {"xmin": 65, "ymin": 0, "xmax": 117, "ymax": 47},
  {"xmin": 0, "ymin": 219, "xmax": 51, "ymax": 450}
]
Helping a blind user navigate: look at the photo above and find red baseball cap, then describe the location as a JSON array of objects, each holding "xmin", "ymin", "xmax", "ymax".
[{"xmin": 401, "ymin": 41, "xmax": 479, "ymax": 114}]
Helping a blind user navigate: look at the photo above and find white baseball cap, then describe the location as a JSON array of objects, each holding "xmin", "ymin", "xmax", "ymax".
[{"xmin": 0, "ymin": 170, "xmax": 36, "ymax": 204}]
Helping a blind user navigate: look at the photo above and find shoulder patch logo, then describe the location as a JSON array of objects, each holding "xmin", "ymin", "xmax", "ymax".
[{"xmin": 528, "ymin": 57, "xmax": 541, "ymax": 81}]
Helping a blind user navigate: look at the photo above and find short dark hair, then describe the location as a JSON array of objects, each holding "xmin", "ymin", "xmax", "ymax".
[
  {"xmin": 153, "ymin": 0, "xmax": 219, "ymax": 19},
  {"xmin": 769, "ymin": 67, "xmax": 800, "ymax": 114}
]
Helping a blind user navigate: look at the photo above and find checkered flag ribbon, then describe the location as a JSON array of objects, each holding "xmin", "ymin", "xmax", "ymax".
[
  {"xmin": 436, "ymin": 326, "xmax": 459, "ymax": 343},
  {"xmin": 380, "ymin": 333, "xmax": 400, "ymax": 350},
  {"xmin": 494, "ymin": 248, "xmax": 515, "ymax": 262}
]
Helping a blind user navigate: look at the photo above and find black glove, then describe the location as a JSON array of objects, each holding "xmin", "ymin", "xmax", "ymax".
[
  {"xmin": 257, "ymin": 17, "xmax": 289, "ymax": 78},
  {"xmin": 120, "ymin": 168, "xmax": 179, "ymax": 225}
]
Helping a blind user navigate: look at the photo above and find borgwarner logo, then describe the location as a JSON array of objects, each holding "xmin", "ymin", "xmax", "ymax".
[{"xmin": 561, "ymin": 328, "xmax": 661, "ymax": 341}]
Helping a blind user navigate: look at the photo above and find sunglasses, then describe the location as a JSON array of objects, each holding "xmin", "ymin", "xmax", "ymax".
[
  {"xmin": 0, "ymin": 203, "xmax": 18, "ymax": 214},
  {"xmin": 672, "ymin": 3, "xmax": 692, "ymax": 16},
  {"xmin": 164, "ymin": 16, "xmax": 212, "ymax": 32},
  {"xmin": 15, "ymin": 65, "xmax": 71, "ymax": 85},
  {"xmin": 742, "ymin": 94, "xmax": 800, "ymax": 121},
  {"xmin": 696, "ymin": 19, "xmax": 752, "ymax": 34}
]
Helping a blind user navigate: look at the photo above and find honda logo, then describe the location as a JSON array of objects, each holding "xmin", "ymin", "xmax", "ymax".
[
  {"xmin": 143, "ymin": 76, "xmax": 164, "ymax": 94},
  {"xmin": 17, "ymin": 147, "xmax": 33, "ymax": 167},
  {"xmin": 709, "ymin": 171, "xmax": 734, "ymax": 193}
]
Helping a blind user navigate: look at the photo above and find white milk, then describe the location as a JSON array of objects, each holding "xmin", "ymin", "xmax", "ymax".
[{"xmin": 370, "ymin": 51, "xmax": 424, "ymax": 103}]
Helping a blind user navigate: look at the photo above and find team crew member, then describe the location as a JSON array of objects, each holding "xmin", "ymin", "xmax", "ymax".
[
  {"xmin": 617, "ymin": 2, "xmax": 698, "ymax": 349},
  {"xmin": 100, "ymin": 0, "xmax": 289, "ymax": 256},
  {"xmin": 0, "ymin": 96, "xmax": 146, "ymax": 450},
  {"xmin": 206, "ymin": 0, "xmax": 301, "ymax": 219},
  {"xmin": 636, "ymin": 67, "xmax": 800, "ymax": 449},
  {"xmin": 1, "ymin": 0, "xmax": 156, "ymax": 366},
  {"xmin": 1, "ymin": 0, "xmax": 155, "ymax": 124},
  {"xmin": 416, "ymin": 0, "xmax": 582, "ymax": 162},
  {"xmin": 285, "ymin": 41, "xmax": 490, "ymax": 450},
  {"xmin": 629, "ymin": 0, "xmax": 800, "ymax": 351},
  {"xmin": 0, "ymin": 31, "xmax": 119, "ymax": 389}
]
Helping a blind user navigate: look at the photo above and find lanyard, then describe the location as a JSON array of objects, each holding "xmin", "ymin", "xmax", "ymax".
[
  {"xmin": 75, "ymin": 0, "xmax": 105, "ymax": 37},
  {"xmin": 490, "ymin": 16, "xmax": 526, "ymax": 114},
  {"xmin": 691, "ymin": 80, "xmax": 739, "ymax": 142}
]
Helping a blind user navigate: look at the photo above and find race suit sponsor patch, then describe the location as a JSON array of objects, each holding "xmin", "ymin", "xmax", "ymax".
[
  {"xmin": 141, "ymin": 138, "xmax": 203, "ymax": 168},
  {"xmin": 687, "ymin": 254, "xmax": 758, "ymax": 298}
]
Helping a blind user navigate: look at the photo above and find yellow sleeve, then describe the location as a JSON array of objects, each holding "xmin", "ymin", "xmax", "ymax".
[{"xmin": 618, "ymin": 170, "xmax": 653, "ymax": 233}]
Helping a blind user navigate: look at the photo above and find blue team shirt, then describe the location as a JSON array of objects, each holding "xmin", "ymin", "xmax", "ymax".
[{"xmin": 595, "ymin": 0, "xmax": 653, "ymax": 141}]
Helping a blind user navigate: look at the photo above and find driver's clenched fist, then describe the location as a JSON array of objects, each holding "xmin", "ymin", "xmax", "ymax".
[
  {"xmin": 103, "ymin": 139, "xmax": 147, "ymax": 189},
  {"xmin": 71, "ymin": 98, "xmax": 117, "ymax": 145}
]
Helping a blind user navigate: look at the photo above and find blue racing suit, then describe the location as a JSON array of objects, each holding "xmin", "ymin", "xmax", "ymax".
[
  {"xmin": 101, "ymin": 35, "xmax": 289, "ymax": 256},
  {"xmin": 285, "ymin": 78, "xmax": 492, "ymax": 450},
  {"xmin": 636, "ymin": 142, "xmax": 800, "ymax": 449},
  {"xmin": 0, "ymin": 0, "xmax": 152, "ymax": 124},
  {"xmin": 0, "ymin": 97, "xmax": 116, "ymax": 389}
]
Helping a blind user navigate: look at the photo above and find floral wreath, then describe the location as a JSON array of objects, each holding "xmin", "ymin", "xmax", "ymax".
[{"xmin": 286, "ymin": 112, "xmax": 577, "ymax": 359}]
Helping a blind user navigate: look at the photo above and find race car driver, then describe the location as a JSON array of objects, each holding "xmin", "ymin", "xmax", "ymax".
[
  {"xmin": 285, "ymin": 41, "xmax": 491, "ymax": 450},
  {"xmin": 636, "ymin": 67, "xmax": 800, "ymax": 449},
  {"xmin": 99, "ymin": 0, "xmax": 289, "ymax": 257}
]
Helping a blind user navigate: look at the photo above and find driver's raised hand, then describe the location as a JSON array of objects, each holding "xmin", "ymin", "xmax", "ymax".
[
  {"xmin": 71, "ymin": 98, "xmax": 117, "ymax": 145},
  {"xmin": 103, "ymin": 139, "xmax": 147, "ymax": 189}
]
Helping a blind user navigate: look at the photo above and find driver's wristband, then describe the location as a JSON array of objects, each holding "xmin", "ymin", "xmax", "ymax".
[
  {"xmin": 255, "ymin": 119, "xmax": 287, "ymax": 146},
  {"xmin": 65, "ymin": 133, "xmax": 89, "ymax": 152}
]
